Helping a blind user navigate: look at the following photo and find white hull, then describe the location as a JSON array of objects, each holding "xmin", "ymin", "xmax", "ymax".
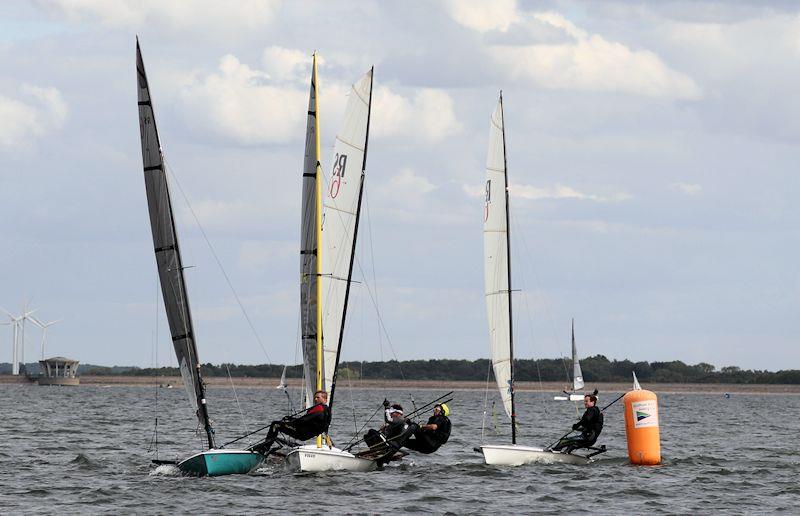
[
  {"xmin": 553, "ymin": 394, "xmax": 585, "ymax": 401},
  {"xmin": 481, "ymin": 444, "xmax": 590, "ymax": 466},
  {"xmin": 285, "ymin": 444, "xmax": 377, "ymax": 472}
]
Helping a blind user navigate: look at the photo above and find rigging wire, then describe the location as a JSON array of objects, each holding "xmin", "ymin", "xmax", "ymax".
[
  {"xmin": 225, "ymin": 363, "xmax": 250, "ymax": 445},
  {"xmin": 163, "ymin": 158, "xmax": 273, "ymax": 365}
]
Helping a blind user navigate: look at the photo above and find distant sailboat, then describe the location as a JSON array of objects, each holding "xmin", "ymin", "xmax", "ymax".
[
  {"xmin": 554, "ymin": 319, "xmax": 587, "ymax": 402},
  {"xmin": 478, "ymin": 93, "xmax": 592, "ymax": 466},
  {"xmin": 276, "ymin": 365, "xmax": 288, "ymax": 389},
  {"xmin": 136, "ymin": 39, "xmax": 262, "ymax": 477},
  {"xmin": 284, "ymin": 56, "xmax": 377, "ymax": 472}
]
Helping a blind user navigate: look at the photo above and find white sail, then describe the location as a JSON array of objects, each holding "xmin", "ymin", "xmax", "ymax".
[
  {"xmin": 484, "ymin": 97, "xmax": 513, "ymax": 418},
  {"xmin": 320, "ymin": 69, "xmax": 373, "ymax": 396},
  {"xmin": 572, "ymin": 320, "xmax": 584, "ymax": 391}
]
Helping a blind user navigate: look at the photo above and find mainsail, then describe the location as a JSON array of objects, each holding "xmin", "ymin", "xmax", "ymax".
[
  {"xmin": 300, "ymin": 54, "xmax": 322, "ymax": 406},
  {"xmin": 571, "ymin": 319, "xmax": 584, "ymax": 391},
  {"xmin": 320, "ymin": 69, "xmax": 374, "ymax": 409},
  {"xmin": 484, "ymin": 93, "xmax": 516, "ymax": 443},
  {"xmin": 136, "ymin": 40, "xmax": 215, "ymax": 449}
]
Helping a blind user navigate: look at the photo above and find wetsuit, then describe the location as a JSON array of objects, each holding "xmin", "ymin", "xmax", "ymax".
[
  {"xmin": 252, "ymin": 403, "xmax": 330, "ymax": 454},
  {"xmin": 553, "ymin": 405, "xmax": 603, "ymax": 453},
  {"xmin": 405, "ymin": 414, "xmax": 451, "ymax": 454}
]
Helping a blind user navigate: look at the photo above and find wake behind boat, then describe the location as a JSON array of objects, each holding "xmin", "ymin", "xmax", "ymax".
[
  {"xmin": 478, "ymin": 93, "xmax": 604, "ymax": 466},
  {"xmin": 137, "ymin": 39, "xmax": 261, "ymax": 477}
]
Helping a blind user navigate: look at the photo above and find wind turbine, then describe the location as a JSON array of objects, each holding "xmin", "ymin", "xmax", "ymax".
[
  {"xmin": 2, "ymin": 303, "xmax": 36, "ymax": 375},
  {"xmin": 0, "ymin": 309, "xmax": 22, "ymax": 375},
  {"xmin": 31, "ymin": 316, "xmax": 61, "ymax": 360}
]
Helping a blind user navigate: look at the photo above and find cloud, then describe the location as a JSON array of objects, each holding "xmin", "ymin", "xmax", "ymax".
[
  {"xmin": 444, "ymin": 5, "xmax": 701, "ymax": 99},
  {"xmin": 441, "ymin": 0, "xmax": 520, "ymax": 33},
  {"xmin": 262, "ymin": 46, "xmax": 314, "ymax": 84},
  {"xmin": 671, "ymin": 182, "xmax": 702, "ymax": 195},
  {"xmin": 387, "ymin": 168, "xmax": 436, "ymax": 195},
  {"xmin": 0, "ymin": 84, "xmax": 67, "ymax": 149},
  {"xmin": 372, "ymin": 87, "xmax": 461, "ymax": 143},
  {"xmin": 463, "ymin": 182, "xmax": 631, "ymax": 203},
  {"xmin": 38, "ymin": 0, "xmax": 281, "ymax": 33},
  {"xmin": 177, "ymin": 54, "xmax": 307, "ymax": 145},
  {"xmin": 176, "ymin": 52, "xmax": 459, "ymax": 146}
]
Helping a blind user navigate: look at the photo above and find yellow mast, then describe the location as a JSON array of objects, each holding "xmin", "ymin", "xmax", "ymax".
[{"xmin": 313, "ymin": 53, "xmax": 324, "ymax": 449}]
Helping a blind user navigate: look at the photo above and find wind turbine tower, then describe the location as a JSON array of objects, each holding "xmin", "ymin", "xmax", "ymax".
[{"xmin": 31, "ymin": 317, "xmax": 61, "ymax": 360}]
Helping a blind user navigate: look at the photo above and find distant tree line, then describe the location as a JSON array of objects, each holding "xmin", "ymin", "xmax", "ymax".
[{"xmin": 44, "ymin": 355, "xmax": 800, "ymax": 384}]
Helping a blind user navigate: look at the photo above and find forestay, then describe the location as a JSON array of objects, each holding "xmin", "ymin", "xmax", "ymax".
[
  {"xmin": 483, "ymin": 97, "xmax": 513, "ymax": 419},
  {"xmin": 136, "ymin": 41, "xmax": 213, "ymax": 447},
  {"xmin": 320, "ymin": 69, "xmax": 373, "ymax": 402}
]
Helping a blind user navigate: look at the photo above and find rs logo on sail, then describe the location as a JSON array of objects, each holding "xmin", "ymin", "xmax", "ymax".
[
  {"xmin": 329, "ymin": 153, "xmax": 348, "ymax": 198},
  {"xmin": 484, "ymin": 179, "xmax": 491, "ymax": 222}
]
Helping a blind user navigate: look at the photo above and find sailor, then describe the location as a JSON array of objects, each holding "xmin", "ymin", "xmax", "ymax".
[
  {"xmin": 363, "ymin": 404, "xmax": 417, "ymax": 462},
  {"xmin": 252, "ymin": 390, "xmax": 330, "ymax": 455},
  {"xmin": 552, "ymin": 394, "xmax": 603, "ymax": 453},
  {"xmin": 405, "ymin": 403, "xmax": 452, "ymax": 454}
]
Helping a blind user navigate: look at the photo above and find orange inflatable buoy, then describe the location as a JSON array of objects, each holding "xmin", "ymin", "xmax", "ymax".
[{"xmin": 623, "ymin": 389, "xmax": 661, "ymax": 465}]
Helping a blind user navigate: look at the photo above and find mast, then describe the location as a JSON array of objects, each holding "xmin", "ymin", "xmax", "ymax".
[
  {"xmin": 136, "ymin": 39, "xmax": 214, "ymax": 449},
  {"xmin": 328, "ymin": 67, "xmax": 373, "ymax": 412},
  {"xmin": 314, "ymin": 54, "xmax": 324, "ymax": 400},
  {"xmin": 499, "ymin": 92, "xmax": 517, "ymax": 445}
]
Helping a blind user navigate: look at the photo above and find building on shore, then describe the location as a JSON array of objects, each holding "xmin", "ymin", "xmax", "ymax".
[{"xmin": 38, "ymin": 357, "xmax": 79, "ymax": 386}]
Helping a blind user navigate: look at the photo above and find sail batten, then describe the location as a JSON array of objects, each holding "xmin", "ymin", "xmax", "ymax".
[{"xmin": 136, "ymin": 40, "xmax": 214, "ymax": 449}]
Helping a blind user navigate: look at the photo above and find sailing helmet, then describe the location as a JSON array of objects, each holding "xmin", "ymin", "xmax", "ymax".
[{"xmin": 438, "ymin": 403, "xmax": 450, "ymax": 417}]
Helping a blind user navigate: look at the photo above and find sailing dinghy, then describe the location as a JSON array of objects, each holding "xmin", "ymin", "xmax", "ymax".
[
  {"xmin": 283, "ymin": 57, "xmax": 377, "ymax": 472},
  {"xmin": 137, "ymin": 39, "xmax": 262, "ymax": 477},
  {"xmin": 478, "ymin": 94, "xmax": 593, "ymax": 467},
  {"xmin": 554, "ymin": 319, "xmax": 587, "ymax": 401}
]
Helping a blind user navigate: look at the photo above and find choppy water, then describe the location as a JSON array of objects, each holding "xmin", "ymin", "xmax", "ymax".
[{"xmin": 1, "ymin": 383, "xmax": 798, "ymax": 514}]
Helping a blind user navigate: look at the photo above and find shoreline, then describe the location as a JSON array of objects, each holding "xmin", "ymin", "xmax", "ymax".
[{"xmin": 2, "ymin": 375, "xmax": 799, "ymax": 394}]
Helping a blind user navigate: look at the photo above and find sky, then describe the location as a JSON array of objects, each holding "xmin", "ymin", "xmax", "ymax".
[{"xmin": 1, "ymin": 0, "xmax": 798, "ymax": 371}]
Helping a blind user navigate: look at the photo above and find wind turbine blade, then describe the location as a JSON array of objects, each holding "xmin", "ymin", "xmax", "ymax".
[{"xmin": 30, "ymin": 316, "xmax": 45, "ymax": 327}]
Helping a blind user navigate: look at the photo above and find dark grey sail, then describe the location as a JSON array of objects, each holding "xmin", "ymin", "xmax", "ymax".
[
  {"xmin": 136, "ymin": 39, "xmax": 215, "ymax": 449},
  {"xmin": 300, "ymin": 55, "xmax": 320, "ymax": 406}
]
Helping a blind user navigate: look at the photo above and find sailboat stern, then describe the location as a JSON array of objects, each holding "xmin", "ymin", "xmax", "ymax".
[
  {"xmin": 285, "ymin": 444, "xmax": 377, "ymax": 472},
  {"xmin": 177, "ymin": 449, "xmax": 263, "ymax": 477}
]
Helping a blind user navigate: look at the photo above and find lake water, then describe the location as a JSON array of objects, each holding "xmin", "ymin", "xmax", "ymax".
[{"xmin": 1, "ymin": 383, "xmax": 797, "ymax": 514}]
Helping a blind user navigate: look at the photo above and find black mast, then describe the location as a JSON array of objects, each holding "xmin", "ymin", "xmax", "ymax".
[
  {"xmin": 499, "ymin": 91, "xmax": 516, "ymax": 445},
  {"xmin": 328, "ymin": 67, "xmax": 374, "ymax": 412}
]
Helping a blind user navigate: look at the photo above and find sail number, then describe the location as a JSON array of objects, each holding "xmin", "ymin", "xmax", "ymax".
[
  {"xmin": 484, "ymin": 179, "xmax": 491, "ymax": 221},
  {"xmin": 329, "ymin": 153, "xmax": 348, "ymax": 198}
]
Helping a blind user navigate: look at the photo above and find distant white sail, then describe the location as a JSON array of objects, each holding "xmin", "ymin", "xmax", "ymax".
[
  {"xmin": 320, "ymin": 69, "xmax": 373, "ymax": 398},
  {"xmin": 572, "ymin": 319, "xmax": 584, "ymax": 391},
  {"xmin": 484, "ymin": 97, "xmax": 513, "ymax": 419}
]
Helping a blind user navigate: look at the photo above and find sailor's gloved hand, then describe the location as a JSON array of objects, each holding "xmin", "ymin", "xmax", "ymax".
[
  {"xmin": 572, "ymin": 423, "xmax": 580, "ymax": 430},
  {"xmin": 383, "ymin": 398, "xmax": 390, "ymax": 409}
]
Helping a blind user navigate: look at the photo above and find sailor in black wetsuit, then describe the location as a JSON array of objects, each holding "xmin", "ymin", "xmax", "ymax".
[
  {"xmin": 405, "ymin": 403, "xmax": 451, "ymax": 454},
  {"xmin": 553, "ymin": 394, "xmax": 603, "ymax": 453},
  {"xmin": 251, "ymin": 390, "xmax": 330, "ymax": 455}
]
